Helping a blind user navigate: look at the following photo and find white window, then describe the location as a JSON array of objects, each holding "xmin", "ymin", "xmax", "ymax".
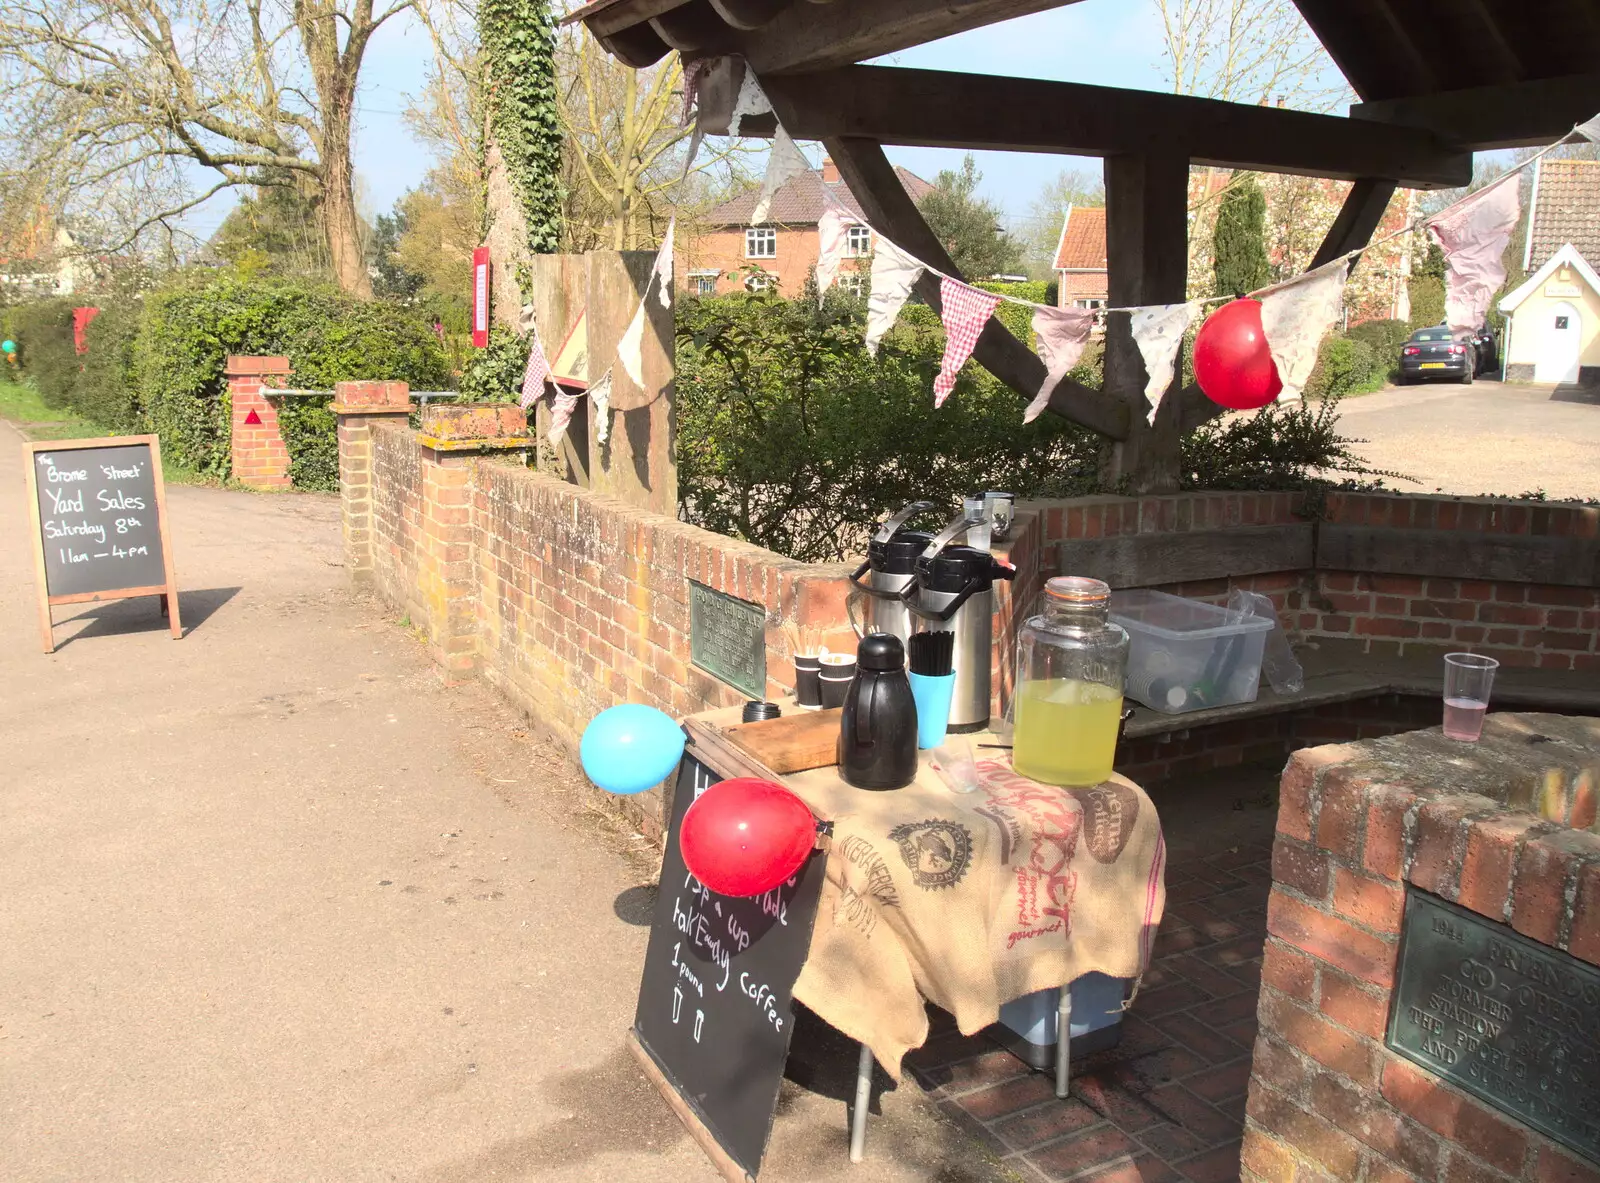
[
  {"xmin": 689, "ymin": 271, "xmax": 718, "ymax": 294},
  {"xmin": 837, "ymin": 272, "xmax": 866, "ymax": 298},
  {"xmin": 744, "ymin": 271, "xmax": 777, "ymax": 293},
  {"xmin": 846, "ymin": 225, "xmax": 872, "ymax": 257},
  {"xmin": 1075, "ymin": 298, "xmax": 1106, "ymax": 311},
  {"xmin": 745, "ymin": 227, "xmax": 776, "ymax": 259}
]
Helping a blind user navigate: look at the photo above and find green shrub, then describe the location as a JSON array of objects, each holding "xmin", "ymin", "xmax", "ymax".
[
  {"xmin": 1304, "ymin": 335, "xmax": 1381, "ymax": 401},
  {"xmin": 1179, "ymin": 394, "xmax": 1398, "ymax": 490},
  {"xmin": 458, "ymin": 327, "xmax": 530, "ymax": 402},
  {"xmin": 1344, "ymin": 318, "xmax": 1409, "ymax": 382},
  {"xmin": 975, "ymin": 279, "xmax": 1050, "ymax": 305},
  {"xmin": 5, "ymin": 299, "xmax": 80, "ymax": 407},
  {"xmin": 75, "ymin": 303, "xmax": 144, "ymax": 431}
]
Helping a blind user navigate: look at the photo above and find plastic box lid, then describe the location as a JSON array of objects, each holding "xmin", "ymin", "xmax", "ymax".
[{"xmin": 1109, "ymin": 588, "xmax": 1275, "ymax": 640}]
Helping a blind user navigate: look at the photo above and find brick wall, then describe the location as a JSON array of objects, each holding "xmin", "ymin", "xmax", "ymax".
[
  {"xmin": 680, "ymin": 225, "xmax": 870, "ymax": 298},
  {"xmin": 226, "ymin": 356, "xmax": 292, "ymax": 489},
  {"xmin": 1242, "ymin": 714, "xmax": 1600, "ymax": 1182},
  {"xmin": 353, "ymin": 406, "xmax": 854, "ymax": 839}
]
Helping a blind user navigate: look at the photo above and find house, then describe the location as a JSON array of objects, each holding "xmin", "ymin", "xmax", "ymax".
[
  {"xmin": 1499, "ymin": 158, "xmax": 1600, "ymax": 385},
  {"xmin": 1052, "ymin": 205, "xmax": 1107, "ymax": 310},
  {"xmin": 683, "ymin": 159, "xmax": 934, "ymax": 298},
  {"xmin": 0, "ymin": 224, "xmax": 96, "ymax": 298}
]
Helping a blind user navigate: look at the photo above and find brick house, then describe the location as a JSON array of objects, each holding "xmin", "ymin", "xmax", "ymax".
[
  {"xmin": 1052, "ymin": 205, "xmax": 1108, "ymax": 310},
  {"xmin": 682, "ymin": 159, "xmax": 933, "ymax": 298}
]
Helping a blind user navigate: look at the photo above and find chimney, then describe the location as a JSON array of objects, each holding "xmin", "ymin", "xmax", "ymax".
[{"xmin": 821, "ymin": 157, "xmax": 840, "ymax": 184}]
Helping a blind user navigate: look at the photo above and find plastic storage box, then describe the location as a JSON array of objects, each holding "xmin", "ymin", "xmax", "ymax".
[
  {"xmin": 991, "ymin": 973, "xmax": 1128, "ymax": 1070},
  {"xmin": 1109, "ymin": 589, "xmax": 1275, "ymax": 714}
]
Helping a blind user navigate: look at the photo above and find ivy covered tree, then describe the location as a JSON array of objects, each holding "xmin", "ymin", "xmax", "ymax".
[
  {"xmin": 479, "ymin": 0, "xmax": 563, "ymax": 254},
  {"xmin": 1212, "ymin": 173, "xmax": 1271, "ymax": 298}
]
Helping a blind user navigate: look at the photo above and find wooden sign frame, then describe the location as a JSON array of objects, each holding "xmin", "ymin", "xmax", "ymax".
[{"xmin": 23, "ymin": 434, "xmax": 182, "ymax": 653}]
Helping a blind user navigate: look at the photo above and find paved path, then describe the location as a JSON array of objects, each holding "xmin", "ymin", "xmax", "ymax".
[
  {"xmin": 0, "ymin": 426, "xmax": 1000, "ymax": 1183},
  {"xmin": 1331, "ymin": 380, "xmax": 1600, "ymax": 502}
]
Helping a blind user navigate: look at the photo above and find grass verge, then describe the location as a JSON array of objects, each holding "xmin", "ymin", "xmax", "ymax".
[{"xmin": 0, "ymin": 377, "xmax": 218, "ymax": 484}]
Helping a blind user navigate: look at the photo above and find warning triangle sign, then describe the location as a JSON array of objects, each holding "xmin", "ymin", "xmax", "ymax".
[{"xmin": 244, "ymin": 408, "xmax": 262, "ymax": 425}]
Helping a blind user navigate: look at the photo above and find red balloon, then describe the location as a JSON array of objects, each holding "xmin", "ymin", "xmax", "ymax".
[
  {"xmin": 681, "ymin": 777, "xmax": 816, "ymax": 898},
  {"xmin": 1193, "ymin": 298, "xmax": 1283, "ymax": 410}
]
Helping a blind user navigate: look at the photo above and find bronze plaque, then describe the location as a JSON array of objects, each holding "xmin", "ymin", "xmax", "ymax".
[
  {"xmin": 689, "ymin": 581, "xmax": 766, "ymax": 699},
  {"xmin": 1387, "ymin": 889, "xmax": 1600, "ymax": 1164}
]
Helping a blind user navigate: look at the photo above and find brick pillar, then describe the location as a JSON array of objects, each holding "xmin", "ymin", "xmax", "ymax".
[
  {"xmin": 227, "ymin": 356, "xmax": 293, "ymax": 488},
  {"xmin": 416, "ymin": 403, "xmax": 534, "ymax": 674},
  {"xmin": 332, "ymin": 380, "xmax": 411, "ymax": 582}
]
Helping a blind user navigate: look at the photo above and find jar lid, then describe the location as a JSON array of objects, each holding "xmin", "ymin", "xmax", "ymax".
[{"xmin": 1044, "ymin": 575, "xmax": 1110, "ymax": 605}]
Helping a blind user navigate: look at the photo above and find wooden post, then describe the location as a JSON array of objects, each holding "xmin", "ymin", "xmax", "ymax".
[
  {"xmin": 1102, "ymin": 151, "xmax": 1192, "ymax": 493},
  {"xmin": 1311, "ymin": 177, "xmax": 1399, "ymax": 271}
]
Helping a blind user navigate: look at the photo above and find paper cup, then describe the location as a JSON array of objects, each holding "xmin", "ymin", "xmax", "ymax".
[{"xmin": 818, "ymin": 653, "xmax": 856, "ymax": 709}]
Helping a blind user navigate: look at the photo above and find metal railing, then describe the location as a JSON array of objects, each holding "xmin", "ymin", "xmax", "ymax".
[{"xmin": 259, "ymin": 387, "xmax": 464, "ymax": 406}]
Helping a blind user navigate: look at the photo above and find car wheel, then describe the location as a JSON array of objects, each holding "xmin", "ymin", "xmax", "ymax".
[{"xmin": 1461, "ymin": 366, "xmax": 1474, "ymax": 385}]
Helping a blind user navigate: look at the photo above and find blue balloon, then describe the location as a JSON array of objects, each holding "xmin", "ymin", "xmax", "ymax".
[{"xmin": 580, "ymin": 704, "xmax": 685, "ymax": 795}]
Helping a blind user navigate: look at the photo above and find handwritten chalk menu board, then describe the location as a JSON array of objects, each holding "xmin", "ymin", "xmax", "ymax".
[
  {"xmin": 23, "ymin": 435, "xmax": 181, "ymax": 653},
  {"xmin": 630, "ymin": 732, "xmax": 825, "ymax": 1182}
]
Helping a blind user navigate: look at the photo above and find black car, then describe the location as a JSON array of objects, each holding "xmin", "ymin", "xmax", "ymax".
[{"xmin": 1398, "ymin": 326, "xmax": 1477, "ymax": 384}]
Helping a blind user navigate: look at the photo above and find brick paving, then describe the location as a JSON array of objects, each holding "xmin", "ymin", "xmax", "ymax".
[{"xmin": 908, "ymin": 788, "xmax": 1279, "ymax": 1182}]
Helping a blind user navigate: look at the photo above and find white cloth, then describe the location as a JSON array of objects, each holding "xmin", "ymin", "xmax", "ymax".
[
  {"xmin": 654, "ymin": 219, "xmax": 675, "ymax": 309},
  {"xmin": 933, "ymin": 278, "xmax": 1001, "ymax": 408},
  {"xmin": 865, "ymin": 238, "xmax": 925, "ymax": 357},
  {"xmin": 728, "ymin": 68, "xmax": 771, "ymax": 137},
  {"xmin": 1129, "ymin": 302, "xmax": 1199, "ymax": 423},
  {"xmin": 1428, "ymin": 174, "xmax": 1521, "ymax": 334},
  {"xmin": 751, "ymin": 128, "xmax": 810, "ymax": 225},
  {"xmin": 618, "ymin": 299, "xmax": 646, "ymax": 387},
  {"xmin": 1258, "ymin": 261, "xmax": 1350, "ymax": 401},
  {"xmin": 547, "ymin": 389, "xmax": 579, "ymax": 446},
  {"xmin": 1025, "ymin": 305, "xmax": 1095, "ymax": 423},
  {"xmin": 815, "ymin": 206, "xmax": 856, "ymax": 304},
  {"xmin": 1577, "ymin": 112, "xmax": 1600, "ymax": 143},
  {"xmin": 590, "ymin": 369, "xmax": 613, "ymax": 445}
]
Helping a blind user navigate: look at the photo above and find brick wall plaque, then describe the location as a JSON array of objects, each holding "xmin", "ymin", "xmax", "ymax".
[
  {"xmin": 1387, "ymin": 889, "xmax": 1600, "ymax": 1165},
  {"xmin": 689, "ymin": 581, "xmax": 766, "ymax": 699}
]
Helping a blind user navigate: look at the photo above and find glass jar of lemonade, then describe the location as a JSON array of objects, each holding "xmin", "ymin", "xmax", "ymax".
[{"xmin": 1011, "ymin": 576, "xmax": 1129, "ymax": 786}]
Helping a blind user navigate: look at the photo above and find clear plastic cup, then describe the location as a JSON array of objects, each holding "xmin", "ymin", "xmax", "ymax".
[{"xmin": 1442, "ymin": 653, "xmax": 1499, "ymax": 742}]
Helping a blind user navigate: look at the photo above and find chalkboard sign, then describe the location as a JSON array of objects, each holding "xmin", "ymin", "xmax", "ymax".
[
  {"xmin": 23, "ymin": 435, "xmax": 181, "ymax": 653},
  {"xmin": 631, "ymin": 730, "xmax": 825, "ymax": 1182}
]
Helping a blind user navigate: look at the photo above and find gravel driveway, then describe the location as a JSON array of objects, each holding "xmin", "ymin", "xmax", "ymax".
[{"xmin": 1329, "ymin": 380, "xmax": 1600, "ymax": 502}]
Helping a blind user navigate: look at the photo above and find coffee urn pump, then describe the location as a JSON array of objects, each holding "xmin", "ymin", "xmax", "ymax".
[
  {"xmin": 900, "ymin": 514, "xmax": 1015, "ymax": 732},
  {"xmin": 847, "ymin": 500, "xmax": 937, "ymax": 645}
]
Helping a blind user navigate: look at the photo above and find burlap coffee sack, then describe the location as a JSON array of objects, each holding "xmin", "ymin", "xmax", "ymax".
[{"xmin": 786, "ymin": 759, "xmax": 1166, "ymax": 1081}]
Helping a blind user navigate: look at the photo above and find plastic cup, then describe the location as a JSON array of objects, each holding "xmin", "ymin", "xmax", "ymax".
[
  {"xmin": 908, "ymin": 671, "xmax": 957, "ymax": 749},
  {"xmin": 1442, "ymin": 653, "xmax": 1499, "ymax": 742}
]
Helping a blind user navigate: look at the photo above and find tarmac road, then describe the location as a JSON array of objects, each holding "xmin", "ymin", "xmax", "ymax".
[{"xmin": 0, "ymin": 424, "xmax": 1006, "ymax": 1183}]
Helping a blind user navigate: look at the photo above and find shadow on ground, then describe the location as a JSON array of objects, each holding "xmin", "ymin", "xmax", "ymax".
[{"xmin": 52, "ymin": 587, "xmax": 241, "ymax": 649}]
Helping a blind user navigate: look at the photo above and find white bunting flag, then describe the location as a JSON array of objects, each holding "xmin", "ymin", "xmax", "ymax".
[
  {"xmin": 590, "ymin": 369, "xmax": 613, "ymax": 445},
  {"xmin": 865, "ymin": 238, "xmax": 925, "ymax": 356},
  {"xmin": 728, "ymin": 68, "xmax": 771, "ymax": 138},
  {"xmin": 547, "ymin": 388, "xmax": 579, "ymax": 446},
  {"xmin": 1024, "ymin": 305, "xmax": 1095, "ymax": 423},
  {"xmin": 1577, "ymin": 111, "xmax": 1600, "ymax": 143},
  {"xmin": 1258, "ymin": 261, "xmax": 1349, "ymax": 401},
  {"xmin": 517, "ymin": 304, "xmax": 554, "ymax": 410},
  {"xmin": 751, "ymin": 128, "xmax": 810, "ymax": 225},
  {"xmin": 934, "ymin": 278, "xmax": 1001, "ymax": 407},
  {"xmin": 815, "ymin": 206, "xmax": 856, "ymax": 304},
  {"xmin": 653, "ymin": 219, "xmax": 675, "ymax": 309},
  {"xmin": 1428, "ymin": 174, "xmax": 1521, "ymax": 334},
  {"xmin": 1129, "ymin": 302, "xmax": 1200, "ymax": 423},
  {"xmin": 618, "ymin": 298, "xmax": 646, "ymax": 387}
]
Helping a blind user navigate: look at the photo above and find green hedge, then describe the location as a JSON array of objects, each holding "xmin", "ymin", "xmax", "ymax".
[{"xmin": 3, "ymin": 299, "xmax": 80, "ymax": 408}]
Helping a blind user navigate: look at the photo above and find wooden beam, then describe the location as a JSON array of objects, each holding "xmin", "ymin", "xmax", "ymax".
[
  {"xmin": 821, "ymin": 136, "xmax": 1131, "ymax": 442},
  {"xmin": 1352, "ymin": 71, "xmax": 1600, "ymax": 151},
  {"xmin": 649, "ymin": 0, "xmax": 738, "ymax": 52},
  {"xmin": 1102, "ymin": 151, "xmax": 1192, "ymax": 492},
  {"xmin": 1291, "ymin": 0, "xmax": 1440, "ymax": 102},
  {"xmin": 1310, "ymin": 178, "xmax": 1398, "ymax": 271},
  {"xmin": 598, "ymin": 21, "xmax": 674, "ymax": 68},
  {"xmin": 736, "ymin": 0, "xmax": 1083, "ymax": 75},
  {"xmin": 573, "ymin": 0, "xmax": 694, "ymax": 39},
  {"xmin": 761, "ymin": 67, "xmax": 1470, "ymax": 187}
]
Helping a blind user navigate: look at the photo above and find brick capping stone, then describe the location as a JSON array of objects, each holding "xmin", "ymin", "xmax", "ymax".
[
  {"xmin": 333, "ymin": 380, "xmax": 413, "ymax": 583},
  {"xmin": 1242, "ymin": 713, "xmax": 1600, "ymax": 1183},
  {"xmin": 416, "ymin": 403, "xmax": 534, "ymax": 451}
]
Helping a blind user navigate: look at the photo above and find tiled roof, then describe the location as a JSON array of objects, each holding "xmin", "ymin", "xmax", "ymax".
[
  {"xmin": 704, "ymin": 166, "xmax": 934, "ymax": 227},
  {"xmin": 1527, "ymin": 158, "xmax": 1600, "ymax": 272},
  {"xmin": 1053, "ymin": 206, "xmax": 1107, "ymax": 271}
]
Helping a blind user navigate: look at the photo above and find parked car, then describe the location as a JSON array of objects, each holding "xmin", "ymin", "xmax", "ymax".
[
  {"xmin": 1470, "ymin": 324, "xmax": 1499, "ymax": 373},
  {"xmin": 1398, "ymin": 326, "xmax": 1477, "ymax": 384}
]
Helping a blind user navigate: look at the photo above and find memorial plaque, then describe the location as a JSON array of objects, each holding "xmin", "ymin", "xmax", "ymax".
[
  {"xmin": 1387, "ymin": 889, "xmax": 1600, "ymax": 1164},
  {"xmin": 689, "ymin": 581, "xmax": 766, "ymax": 699}
]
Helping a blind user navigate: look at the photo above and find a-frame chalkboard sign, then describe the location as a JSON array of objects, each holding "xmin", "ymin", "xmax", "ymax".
[
  {"xmin": 629, "ymin": 721, "xmax": 826, "ymax": 1183},
  {"xmin": 23, "ymin": 435, "xmax": 182, "ymax": 653}
]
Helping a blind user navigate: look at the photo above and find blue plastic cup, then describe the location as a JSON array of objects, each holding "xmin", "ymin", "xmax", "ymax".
[{"xmin": 908, "ymin": 671, "xmax": 957, "ymax": 750}]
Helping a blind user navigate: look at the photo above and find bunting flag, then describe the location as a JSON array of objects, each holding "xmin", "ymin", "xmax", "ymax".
[
  {"xmin": 618, "ymin": 298, "xmax": 646, "ymax": 387},
  {"xmin": 728, "ymin": 68, "xmax": 770, "ymax": 138},
  {"xmin": 548, "ymin": 388, "xmax": 580, "ymax": 446},
  {"xmin": 1577, "ymin": 112, "xmax": 1600, "ymax": 143},
  {"xmin": 933, "ymin": 278, "xmax": 1001, "ymax": 407},
  {"xmin": 1129, "ymin": 302, "xmax": 1200, "ymax": 423},
  {"xmin": 1258, "ymin": 262, "xmax": 1349, "ymax": 401},
  {"xmin": 517, "ymin": 304, "xmax": 554, "ymax": 410},
  {"xmin": 865, "ymin": 238, "xmax": 925, "ymax": 356},
  {"xmin": 1428, "ymin": 174, "xmax": 1521, "ymax": 334},
  {"xmin": 815, "ymin": 206, "xmax": 857, "ymax": 304},
  {"xmin": 751, "ymin": 128, "xmax": 810, "ymax": 225},
  {"xmin": 1024, "ymin": 305, "xmax": 1095, "ymax": 423},
  {"xmin": 590, "ymin": 369, "xmax": 613, "ymax": 445},
  {"xmin": 653, "ymin": 219, "xmax": 675, "ymax": 309},
  {"xmin": 682, "ymin": 58, "xmax": 710, "ymax": 126}
]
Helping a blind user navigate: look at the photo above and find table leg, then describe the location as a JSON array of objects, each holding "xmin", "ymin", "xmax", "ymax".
[
  {"xmin": 849, "ymin": 1042, "xmax": 873, "ymax": 1163},
  {"xmin": 1056, "ymin": 989, "xmax": 1073, "ymax": 1099}
]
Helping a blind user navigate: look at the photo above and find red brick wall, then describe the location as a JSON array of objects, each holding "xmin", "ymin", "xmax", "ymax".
[
  {"xmin": 680, "ymin": 225, "xmax": 870, "ymax": 298},
  {"xmin": 1243, "ymin": 718, "xmax": 1600, "ymax": 1183},
  {"xmin": 226, "ymin": 356, "xmax": 292, "ymax": 489}
]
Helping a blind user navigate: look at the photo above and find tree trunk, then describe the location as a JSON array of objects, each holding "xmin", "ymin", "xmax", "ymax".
[
  {"xmin": 299, "ymin": 1, "xmax": 372, "ymax": 298},
  {"xmin": 321, "ymin": 126, "xmax": 371, "ymax": 297}
]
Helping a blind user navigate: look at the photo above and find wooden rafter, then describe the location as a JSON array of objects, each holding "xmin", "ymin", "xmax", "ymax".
[
  {"xmin": 1352, "ymin": 71, "xmax": 1600, "ymax": 151},
  {"xmin": 761, "ymin": 67, "xmax": 1470, "ymax": 188},
  {"xmin": 1310, "ymin": 178, "xmax": 1398, "ymax": 272}
]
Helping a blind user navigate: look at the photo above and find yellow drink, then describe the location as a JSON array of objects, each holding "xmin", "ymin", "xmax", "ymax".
[{"xmin": 1011, "ymin": 678, "xmax": 1124, "ymax": 786}]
